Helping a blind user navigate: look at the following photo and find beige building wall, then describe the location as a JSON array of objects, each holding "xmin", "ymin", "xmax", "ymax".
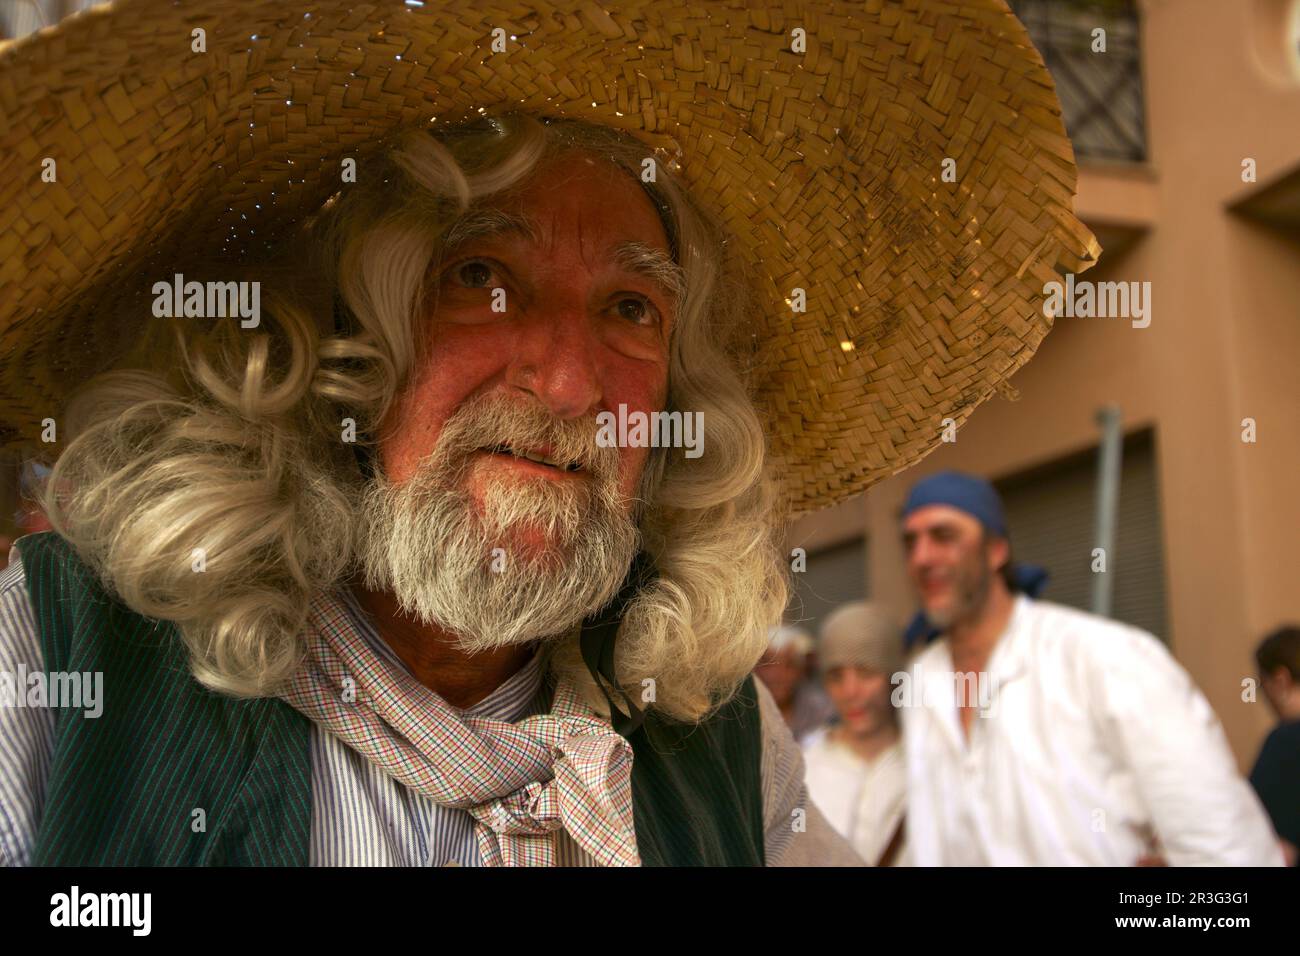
[{"xmin": 790, "ymin": 0, "xmax": 1300, "ymax": 769}]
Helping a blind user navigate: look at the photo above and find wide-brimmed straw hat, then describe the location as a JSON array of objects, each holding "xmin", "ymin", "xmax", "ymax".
[{"xmin": 0, "ymin": 0, "xmax": 1098, "ymax": 515}]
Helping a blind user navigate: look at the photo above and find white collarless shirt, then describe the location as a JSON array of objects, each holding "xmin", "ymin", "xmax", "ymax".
[
  {"xmin": 803, "ymin": 730, "xmax": 906, "ymax": 865},
  {"xmin": 901, "ymin": 595, "xmax": 1283, "ymax": 867}
]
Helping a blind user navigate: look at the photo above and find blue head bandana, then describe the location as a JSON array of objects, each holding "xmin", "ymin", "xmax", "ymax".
[
  {"xmin": 901, "ymin": 470, "xmax": 1049, "ymax": 646},
  {"xmin": 903, "ymin": 471, "xmax": 1008, "ymax": 536}
]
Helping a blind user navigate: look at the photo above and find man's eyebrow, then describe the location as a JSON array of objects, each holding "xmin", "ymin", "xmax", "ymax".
[
  {"xmin": 441, "ymin": 210, "xmax": 685, "ymax": 307},
  {"xmin": 441, "ymin": 208, "xmax": 542, "ymax": 252},
  {"xmin": 612, "ymin": 239, "xmax": 686, "ymax": 307}
]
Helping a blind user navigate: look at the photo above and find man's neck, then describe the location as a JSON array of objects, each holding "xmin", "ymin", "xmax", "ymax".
[
  {"xmin": 946, "ymin": 584, "xmax": 1016, "ymax": 672},
  {"xmin": 778, "ymin": 697, "xmax": 796, "ymax": 723},
  {"xmin": 946, "ymin": 585, "xmax": 1016, "ymax": 741},
  {"xmin": 1279, "ymin": 695, "xmax": 1300, "ymax": 723},
  {"xmin": 352, "ymin": 584, "xmax": 534, "ymax": 709}
]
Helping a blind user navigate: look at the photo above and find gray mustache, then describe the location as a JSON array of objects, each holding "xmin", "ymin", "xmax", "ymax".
[{"xmin": 439, "ymin": 405, "xmax": 622, "ymax": 482}]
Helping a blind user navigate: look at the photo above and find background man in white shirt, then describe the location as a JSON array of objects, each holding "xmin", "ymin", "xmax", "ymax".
[{"xmin": 897, "ymin": 470, "xmax": 1283, "ymax": 866}]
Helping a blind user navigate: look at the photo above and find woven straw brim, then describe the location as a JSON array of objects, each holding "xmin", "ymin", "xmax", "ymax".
[{"xmin": 0, "ymin": 0, "xmax": 1098, "ymax": 516}]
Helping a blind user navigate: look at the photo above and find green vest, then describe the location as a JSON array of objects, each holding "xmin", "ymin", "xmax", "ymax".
[{"xmin": 16, "ymin": 531, "xmax": 765, "ymax": 866}]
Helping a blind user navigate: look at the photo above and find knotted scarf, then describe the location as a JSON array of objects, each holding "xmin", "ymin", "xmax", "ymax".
[{"xmin": 278, "ymin": 590, "xmax": 641, "ymax": 867}]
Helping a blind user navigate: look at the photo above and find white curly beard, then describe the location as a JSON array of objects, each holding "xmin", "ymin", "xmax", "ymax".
[{"xmin": 356, "ymin": 393, "xmax": 643, "ymax": 652}]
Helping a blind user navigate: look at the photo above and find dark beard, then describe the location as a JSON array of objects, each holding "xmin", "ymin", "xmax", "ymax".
[{"xmin": 925, "ymin": 555, "xmax": 993, "ymax": 632}]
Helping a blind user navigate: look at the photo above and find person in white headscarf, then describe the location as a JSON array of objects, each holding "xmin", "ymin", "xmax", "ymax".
[
  {"xmin": 803, "ymin": 602, "xmax": 908, "ymax": 866},
  {"xmin": 755, "ymin": 625, "xmax": 835, "ymax": 743}
]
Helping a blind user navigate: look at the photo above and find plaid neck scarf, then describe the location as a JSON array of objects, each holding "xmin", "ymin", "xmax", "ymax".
[{"xmin": 278, "ymin": 589, "xmax": 641, "ymax": 867}]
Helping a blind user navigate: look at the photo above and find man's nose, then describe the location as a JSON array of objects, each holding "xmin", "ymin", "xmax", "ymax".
[
  {"xmin": 504, "ymin": 305, "xmax": 603, "ymax": 420},
  {"xmin": 908, "ymin": 535, "xmax": 939, "ymax": 571}
]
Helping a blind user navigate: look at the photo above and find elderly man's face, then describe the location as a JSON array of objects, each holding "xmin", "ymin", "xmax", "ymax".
[
  {"xmin": 380, "ymin": 150, "xmax": 675, "ymax": 547},
  {"xmin": 359, "ymin": 147, "xmax": 678, "ymax": 646},
  {"xmin": 754, "ymin": 648, "xmax": 808, "ymax": 708}
]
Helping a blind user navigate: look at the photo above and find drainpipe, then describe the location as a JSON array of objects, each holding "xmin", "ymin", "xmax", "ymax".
[{"xmin": 1091, "ymin": 404, "xmax": 1123, "ymax": 617}]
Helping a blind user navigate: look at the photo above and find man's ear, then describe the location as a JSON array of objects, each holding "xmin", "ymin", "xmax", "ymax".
[
  {"xmin": 1264, "ymin": 665, "xmax": 1295, "ymax": 693},
  {"xmin": 986, "ymin": 533, "xmax": 1011, "ymax": 575}
]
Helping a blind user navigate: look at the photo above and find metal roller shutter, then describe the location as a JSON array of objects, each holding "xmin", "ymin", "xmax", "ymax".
[
  {"xmin": 994, "ymin": 429, "xmax": 1168, "ymax": 642},
  {"xmin": 786, "ymin": 535, "xmax": 869, "ymax": 639}
]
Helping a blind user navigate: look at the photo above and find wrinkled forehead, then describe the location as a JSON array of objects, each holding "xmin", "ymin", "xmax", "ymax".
[
  {"xmin": 537, "ymin": 146, "xmax": 673, "ymax": 251},
  {"xmin": 761, "ymin": 646, "xmax": 808, "ymax": 666},
  {"xmin": 440, "ymin": 153, "xmax": 686, "ymax": 305}
]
